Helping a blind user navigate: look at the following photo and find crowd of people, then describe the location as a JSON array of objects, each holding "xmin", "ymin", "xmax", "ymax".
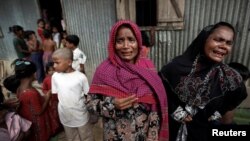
[{"xmin": 0, "ymin": 19, "xmax": 249, "ymax": 141}]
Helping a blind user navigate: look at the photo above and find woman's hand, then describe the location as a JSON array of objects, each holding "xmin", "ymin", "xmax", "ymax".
[
  {"xmin": 114, "ymin": 95, "xmax": 138, "ymax": 110},
  {"xmin": 182, "ymin": 115, "xmax": 193, "ymax": 123}
]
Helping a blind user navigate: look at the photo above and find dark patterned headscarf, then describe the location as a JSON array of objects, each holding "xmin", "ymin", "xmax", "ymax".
[{"xmin": 161, "ymin": 22, "xmax": 243, "ymax": 108}]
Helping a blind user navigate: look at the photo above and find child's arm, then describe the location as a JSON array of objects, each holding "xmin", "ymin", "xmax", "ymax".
[
  {"xmin": 42, "ymin": 78, "xmax": 49, "ymax": 94},
  {"xmin": 53, "ymin": 41, "xmax": 57, "ymax": 50},
  {"xmin": 37, "ymin": 90, "xmax": 51, "ymax": 115},
  {"xmin": 80, "ymin": 64, "xmax": 85, "ymax": 74},
  {"xmin": 16, "ymin": 44, "xmax": 30, "ymax": 54},
  {"xmin": 78, "ymin": 51, "xmax": 86, "ymax": 74}
]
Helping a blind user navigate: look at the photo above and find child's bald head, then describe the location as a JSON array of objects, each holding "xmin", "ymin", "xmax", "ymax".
[
  {"xmin": 52, "ymin": 48, "xmax": 73, "ymax": 61},
  {"xmin": 52, "ymin": 48, "xmax": 74, "ymax": 73}
]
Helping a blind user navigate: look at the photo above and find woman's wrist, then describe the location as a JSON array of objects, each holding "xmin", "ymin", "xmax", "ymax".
[{"xmin": 172, "ymin": 106, "xmax": 188, "ymax": 122}]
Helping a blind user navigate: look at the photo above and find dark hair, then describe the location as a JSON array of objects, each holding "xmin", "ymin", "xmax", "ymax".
[
  {"xmin": 66, "ymin": 35, "xmax": 80, "ymax": 46},
  {"xmin": 61, "ymin": 31, "xmax": 67, "ymax": 38},
  {"xmin": 0, "ymin": 86, "xmax": 3, "ymax": 103},
  {"xmin": 210, "ymin": 22, "xmax": 236, "ymax": 40},
  {"xmin": 43, "ymin": 29, "xmax": 52, "ymax": 39},
  {"xmin": 9, "ymin": 25, "xmax": 23, "ymax": 34},
  {"xmin": 141, "ymin": 31, "xmax": 150, "ymax": 47},
  {"xmin": 61, "ymin": 30, "xmax": 67, "ymax": 34},
  {"xmin": 3, "ymin": 75, "xmax": 20, "ymax": 93},
  {"xmin": 24, "ymin": 30, "xmax": 35, "ymax": 40},
  {"xmin": 45, "ymin": 62, "xmax": 54, "ymax": 73},
  {"xmin": 37, "ymin": 18, "xmax": 45, "ymax": 24},
  {"xmin": 0, "ymin": 86, "xmax": 4, "ymax": 110},
  {"xmin": 228, "ymin": 62, "xmax": 250, "ymax": 81},
  {"xmin": 4, "ymin": 59, "xmax": 36, "ymax": 93},
  {"xmin": 52, "ymin": 25, "xmax": 58, "ymax": 31},
  {"xmin": 13, "ymin": 59, "xmax": 37, "ymax": 79}
]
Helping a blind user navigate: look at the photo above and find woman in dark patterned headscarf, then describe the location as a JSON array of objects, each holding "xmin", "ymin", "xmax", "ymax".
[
  {"xmin": 160, "ymin": 22, "xmax": 247, "ymax": 141},
  {"xmin": 87, "ymin": 20, "xmax": 169, "ymax": 141}
]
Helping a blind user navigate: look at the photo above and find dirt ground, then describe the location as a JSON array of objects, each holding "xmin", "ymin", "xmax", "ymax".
[{"xmin": 55, "ymin": 119, "xmax": 103, "ymax": 141}]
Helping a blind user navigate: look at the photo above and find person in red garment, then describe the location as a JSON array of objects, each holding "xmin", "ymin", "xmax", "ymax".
[
  {"xmin": 37, "ymin": 19, "xmax": 45, "ymax": 42},
  {"xmin": 42, "ymin": 61, "xmax": 62, "ymax": 136},
  {"xmin": 4, "ymin": 59, "xmax": 50, "ymax": 141},
  {"xmin": 87, "ymin": 20, "xmax": 169, "ymax": 141}
]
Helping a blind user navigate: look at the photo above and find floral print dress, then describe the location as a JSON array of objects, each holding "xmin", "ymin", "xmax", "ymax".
[{"xmin": 86, "ymin": 94, "xmax": 160, "ymax": 141}]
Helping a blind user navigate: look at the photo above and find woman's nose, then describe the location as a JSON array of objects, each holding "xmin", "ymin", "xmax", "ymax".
[
  {"xmin": 220, "ymin": 41, "xmax": 231, "ymax": 49},
  {"xmin": 123, "ymin": 40, "xmax": 130, "ymax": 48}
]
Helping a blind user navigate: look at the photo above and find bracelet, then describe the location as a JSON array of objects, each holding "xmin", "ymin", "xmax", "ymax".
[
  {"xmin": 172, "ymin": 106, "xmax": 188, "ymax": 122},
  {"xmin": 185, "ymin": 105, "xmax": 197, "ymax": 116}
]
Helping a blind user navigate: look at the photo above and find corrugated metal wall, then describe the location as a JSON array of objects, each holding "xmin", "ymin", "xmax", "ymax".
[
  {"xmin": 62, "ymin": 0, "xmax": 250, "ymax": 80},
  {"xmin": 61, "ymin": 0, "xmax": 116, "ymax": 79},
  {"xmin": 1, "ymin": 0, "xmax": 250, "ymax": 80},
  {"xmin": 0, "ymin": 0, "xmax": 40, "ymax": 60},
  {"xmin": 147, "ymin": 0, "xmax": 250, "ymax": 70}
]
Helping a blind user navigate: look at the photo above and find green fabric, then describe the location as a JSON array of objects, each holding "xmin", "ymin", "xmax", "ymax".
[
  {"xmin": 13, "ymin": 37, "xmax": 29, "ymax": 58},
  {"xmin": 234, "ymin": 108, "xmax": 250, "ymax": 125},
  {"xmin": 49, "ymin": 135, "xmax": 58, "ymax": 141}
]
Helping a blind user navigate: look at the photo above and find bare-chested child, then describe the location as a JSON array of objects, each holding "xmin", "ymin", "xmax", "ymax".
[{"xmin": 42, "ymin": 29, "xmax": 56, "ymax": 69}]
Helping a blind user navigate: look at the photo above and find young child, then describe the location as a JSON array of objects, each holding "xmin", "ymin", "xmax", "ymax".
[
  {"xmin": 0, "ymin": 85, "xmax": 31, "ymax": 141},
  {"xmin": 24, "ymin": 30, "xmax": 45, "ymax": 84},
  {"xmin": 42, "ymin": 62, "xmax": 61, "ymax": 136},
  {"xmin": 51, "ymin": 48, "xmax": 93, "ymax": 141},
  {"xmin": 10, "ymin": 25, "xmax": 30, "ymax": 59},
  {"xmin": 59, "ymin": 31, "xmax": 67, "ymax": 48},
  {"xmin": 0, "ymin": 85, "xmax": 32, "ymax": 141},
  {"xmin": 42, "ymin": 29, "xmax": 56, "ymax": 70},
  {"xmin": 3, "ymin": 59, "xmax": 50, "ymax": 141},
  {"xmin": 37, "ymin": 19, "xmax": 45, "ymax": 42},
  {"xmin": 65, "ymin": 35, "xmax": 86, "ymax": 74},
  {"xmin": 43, "ymin": 62, "xmax": 54, "ymax": 93},
  {"xmin": 52, "ymin": 26, "xmax": 61, "ymax": 49}
]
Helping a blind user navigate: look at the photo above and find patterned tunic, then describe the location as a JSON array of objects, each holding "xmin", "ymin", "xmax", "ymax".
[{"xmin": 87, "ymin": 94, "xmax": 160, "ymax": 141}]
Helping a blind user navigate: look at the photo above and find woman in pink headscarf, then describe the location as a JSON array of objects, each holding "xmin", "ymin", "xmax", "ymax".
[{"xmin": 87, "ymin": 20, "xmax": 169, "ymax": 141}]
